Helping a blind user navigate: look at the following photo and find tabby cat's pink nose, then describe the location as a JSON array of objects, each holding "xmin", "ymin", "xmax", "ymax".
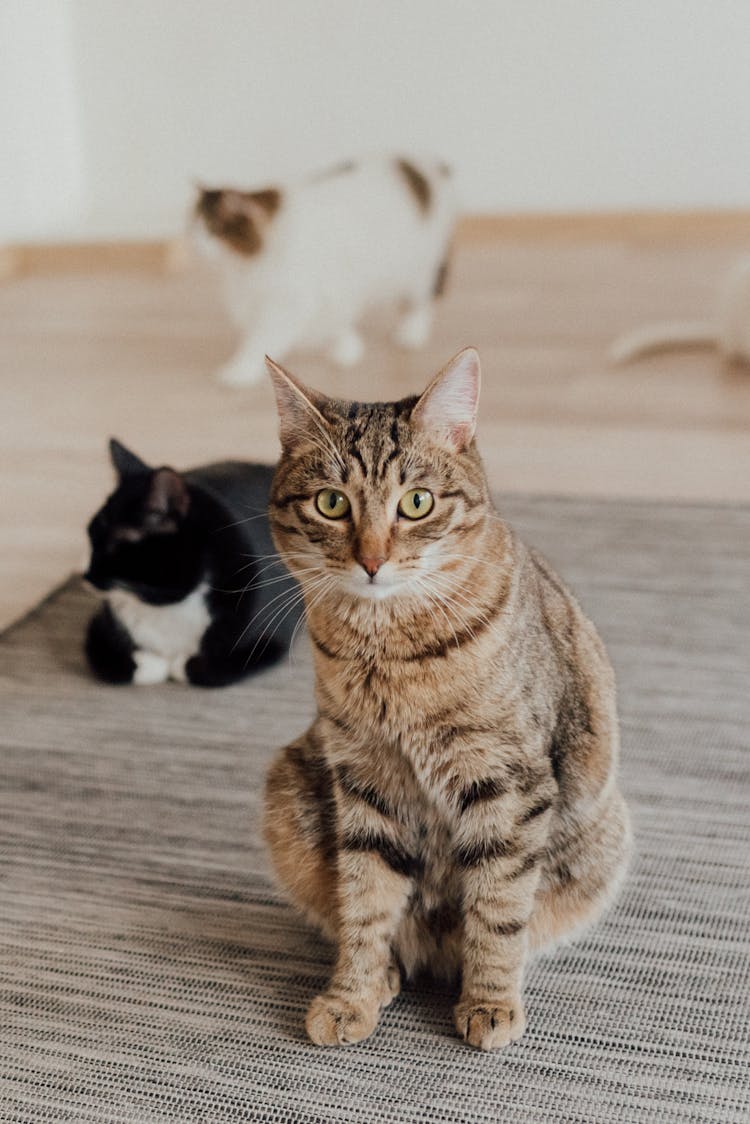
[{"xmin": 360, "ymin": 556, "xmax": 385, "ymax": 578}]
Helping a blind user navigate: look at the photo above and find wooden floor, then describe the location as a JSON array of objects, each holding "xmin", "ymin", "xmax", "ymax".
[{"xmin": 1, "ymin": 226, "xmax": 749, "ymax": 630}]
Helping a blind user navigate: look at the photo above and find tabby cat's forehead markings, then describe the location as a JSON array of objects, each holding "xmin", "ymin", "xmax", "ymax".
[
  {"xmin": 380, "ymin": 415, "xmax": 402, "ymax": 478},
  {"xmin": 314, "ymin": 397, "xmax": 419, "ymax": 485}
]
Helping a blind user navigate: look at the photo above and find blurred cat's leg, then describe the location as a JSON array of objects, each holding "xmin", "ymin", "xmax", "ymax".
[
  {"xmin": 395, "ymin": 250, "xmax": 449, "ymax": 351},
  {"xmin": 85, "ymin": 604, "xmax": 136, "ymax": 684},
  {"xmin": 215, "ymin": 303, "xmax": 309, "ymax": 387},
  {"xmin": 215, "ymin": 341, "xmax": 269, "ymax": 387},
  {"xmin": 329, "ymin": 327, "xmax": 364, "ymax": 368},
  {"xmin": 394, "ymin": 300, "xmax": 434, "ymax": 350},
  {"xmin": 264, "ymin": 730, "xmax": 339, "ymax": 942}
]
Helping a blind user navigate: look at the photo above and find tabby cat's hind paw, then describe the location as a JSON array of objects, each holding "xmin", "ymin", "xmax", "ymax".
[
  {"xmin": 454, "ymin": 996, "xmax": 526, "ymax": 1051},
  {"xmin": 305, "ymin": 992, "xmax": 381, "ymax": 1047}
]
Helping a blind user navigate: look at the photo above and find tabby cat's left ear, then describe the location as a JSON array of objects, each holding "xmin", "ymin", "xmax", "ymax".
[
  {"xmin": 265, "ymin": 356, "xmax": 331, "ymax": 450},
  {"xmin": 411, "ymin": 347, "xmax": 481, "ymax": 453}
]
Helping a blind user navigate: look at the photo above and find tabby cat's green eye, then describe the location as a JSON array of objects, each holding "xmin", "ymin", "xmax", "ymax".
[
  {"xmin": 398, "ymin": 489, "xmax": 434, "ymax": 520},
  {"xmin": 315, "ymin": 489, "xmax": 351, "ymax": 519}
]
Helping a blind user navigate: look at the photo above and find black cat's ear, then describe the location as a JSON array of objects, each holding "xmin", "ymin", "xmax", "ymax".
[
  {"xmin": 265, "ymin": 356, "xmax": 331, "ymax": 451},
  {"xmin": 411, "ymin": 347, "xmax": 481, "ymax": 453},
  {"xmin": 109, "ymin": 438, "xmax": 149, "ymax": 477},
  {"xmin": 147, "ymin": 468, "xmax": 191, "ymax": 519}
]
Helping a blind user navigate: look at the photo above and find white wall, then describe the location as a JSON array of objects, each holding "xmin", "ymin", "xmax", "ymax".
[
  {"xmin": 0, "ymin": 1, "xmax": 84, "ymax": 241},
  {"xmin": 5, "ymin": 1, "xmax": 750, "ymax": 240}
]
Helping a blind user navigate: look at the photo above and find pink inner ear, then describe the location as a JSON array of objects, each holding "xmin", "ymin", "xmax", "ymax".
[
  {"xmin": 412, "ymin": 348, "xmax": 481, "ymax": 452},
  {"xmin": 148, "ymin": 469, "xmax": 190, "ymax": 517},
  {"xmin": 445, "ymin": 422, "xmax": 473, "ymax": 449}
]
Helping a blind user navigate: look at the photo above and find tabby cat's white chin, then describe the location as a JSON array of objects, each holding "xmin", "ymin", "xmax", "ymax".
[
  {"xmin": 351, "ymin": 584, "xmax": 403, "ymax": 602},
  {"xmin": 341, "ymin": 568, "xmax": 410, "ymax": 602}
]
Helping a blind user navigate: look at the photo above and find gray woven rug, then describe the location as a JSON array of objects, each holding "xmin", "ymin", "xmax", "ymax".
[{"xmin": 1, "ymin": 496, "xmax": 748, "ymax": 1124}]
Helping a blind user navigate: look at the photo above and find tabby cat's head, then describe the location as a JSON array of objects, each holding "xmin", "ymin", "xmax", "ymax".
[
  {"xmin": 267, "ymin": 349, "xmax": 489, "ymax": 606},
  {"xmin": 85, "ymin": 440, "xmax": 204, "ymax": 605}
]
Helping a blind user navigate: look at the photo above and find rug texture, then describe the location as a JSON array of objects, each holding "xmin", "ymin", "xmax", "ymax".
[{"xmin": 1, "ymin": 496, "xmax": 748, "ymax": 1124}]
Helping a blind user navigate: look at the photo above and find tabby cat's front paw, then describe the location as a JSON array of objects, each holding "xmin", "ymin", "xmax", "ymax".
[
  {"xmin": 454, "ymin": 995, "xmax": 526, "ymax": 1051},
  {"xmin": 305, "ymin": 992, "xmax": 381, "ymax": 1047}
]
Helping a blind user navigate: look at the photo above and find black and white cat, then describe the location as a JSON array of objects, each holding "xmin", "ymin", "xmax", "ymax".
[
  {"xmin": 191, "ymin": 155, "xmax": 456, "ymax": 386},
  {"xmin": 84, "ymin": 439, "xmax": 302, "ymax": 687}
]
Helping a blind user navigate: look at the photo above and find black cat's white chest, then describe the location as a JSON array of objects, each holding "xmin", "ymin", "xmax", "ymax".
[{"xmin": 108, "ymin": 584, "xmax": 210, "ymax": 670}]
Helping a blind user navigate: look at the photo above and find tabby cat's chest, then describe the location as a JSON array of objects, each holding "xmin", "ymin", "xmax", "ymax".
[{"xmin": 317, "ymin": 648, "xmax": 480, "ymax": 752}]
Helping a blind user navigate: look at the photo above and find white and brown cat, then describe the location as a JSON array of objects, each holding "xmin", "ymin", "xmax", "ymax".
[{"xmin": 192, "ymin": 156, "xmax": 455, "ymax": 386}]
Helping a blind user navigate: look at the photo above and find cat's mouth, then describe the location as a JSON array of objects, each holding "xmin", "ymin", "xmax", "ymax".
[{"xmin": 340, "ymin": 563, "xmax": 413, "ymax": 602}]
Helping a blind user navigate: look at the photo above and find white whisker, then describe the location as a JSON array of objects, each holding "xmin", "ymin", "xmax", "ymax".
[
  {"xmin": 217, "ymin": 509, "xmax": 272, "ymax": 531},
  {"xmin": 288, "ymin": 574, "xmax": 337, "ymax": 667},
  {"xmin": 424, "ymin": 570, "xmax": 500, "ymax": 640},
  {"xmin": 243, "ymin": 572, "xmax": 333, "ymax": 668},
  {"xmin": 231, "ymin": 575, "xmax": 316, "ymax": 654},
  {"xmin": 413, "ymin": 576, "xmax": 462, "ymax": 651},
  {"xmin": 212, "ymin": 564, "xmax": 323, "ymax": 597}
]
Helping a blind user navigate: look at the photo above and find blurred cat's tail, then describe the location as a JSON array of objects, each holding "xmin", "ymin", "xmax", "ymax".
[{"xmin": 610, "ymin": 320, "xmax": 716, "ymax": 363}]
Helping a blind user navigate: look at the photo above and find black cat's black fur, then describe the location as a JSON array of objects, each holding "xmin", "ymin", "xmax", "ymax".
[{"xmin": 84, "ymin": 439, "xmax": 302, "ymax": 687}]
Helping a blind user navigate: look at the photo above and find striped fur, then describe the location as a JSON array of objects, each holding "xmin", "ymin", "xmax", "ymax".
[{"xmin": 263, "ymin": 351, "xmax": 630, "ymax": 1050}]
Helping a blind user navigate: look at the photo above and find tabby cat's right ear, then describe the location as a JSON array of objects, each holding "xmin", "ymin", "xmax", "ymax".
[
  {"xmin": 265, "ymin": 356, "xmax": 331, "ymax": 450},
  {"xmin": 109, "ymin": 438, "xmax": 150, "ymax": 478},
  {"xmin": 411, "ymin": 347, "xmax": 481, "ymax": 453}
]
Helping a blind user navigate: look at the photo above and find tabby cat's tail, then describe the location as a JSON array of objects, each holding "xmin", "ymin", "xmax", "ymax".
[{"xmin": 610, "ymin": 320, "xmax": 716, "ymax": 363}]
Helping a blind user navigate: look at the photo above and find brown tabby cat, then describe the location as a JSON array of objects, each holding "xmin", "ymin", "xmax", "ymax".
[{"xmin": 263, "ymin": 348, "xmax": 630, "ymax": 1050}]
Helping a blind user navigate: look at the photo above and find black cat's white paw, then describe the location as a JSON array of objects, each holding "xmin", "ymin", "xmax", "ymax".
[{"xmin": 132, "ymin": 651, "xmax": 170, "ymax": 685}]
